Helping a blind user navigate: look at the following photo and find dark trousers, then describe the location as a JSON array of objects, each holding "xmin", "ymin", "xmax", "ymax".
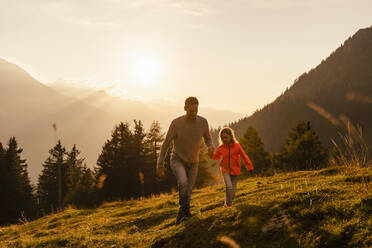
[{"xmin": 170, "ymin": 156, "xmax": 198, "ymax": 212}]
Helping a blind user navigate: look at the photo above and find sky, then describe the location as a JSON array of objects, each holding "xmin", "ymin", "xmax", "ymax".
[{"xmin": 1, "ymin": 0, "xmax": 372, "ymax": 114}]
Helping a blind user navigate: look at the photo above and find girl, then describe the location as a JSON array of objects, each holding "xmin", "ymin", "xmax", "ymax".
[{"xmin": 211, "ymin": 127, "xmax": 253, "ymax": 207}]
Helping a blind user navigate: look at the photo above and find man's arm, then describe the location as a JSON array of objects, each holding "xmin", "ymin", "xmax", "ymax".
[
  {"xmin": 157, "ymin": 120, "xmax": 175, "ymax": 169},
  {"xmin": 203, "ymin": 119, "xmax": 214, "ymax": 157}
]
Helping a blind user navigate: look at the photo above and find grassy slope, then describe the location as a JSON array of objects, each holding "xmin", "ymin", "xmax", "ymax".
[{"xmin": 0, "ymin": 166, "xmax": 371, "ymax": 248}]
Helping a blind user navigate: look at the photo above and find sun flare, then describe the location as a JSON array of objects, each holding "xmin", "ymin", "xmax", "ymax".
[{"xmin": 131, "ymin": 56, "xmax": 159, "ymax": 86}]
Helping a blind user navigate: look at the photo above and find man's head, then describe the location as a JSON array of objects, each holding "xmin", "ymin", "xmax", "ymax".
[{"xmin": 184, "ymin": 96, "xmax": 199, "ymax": 120}]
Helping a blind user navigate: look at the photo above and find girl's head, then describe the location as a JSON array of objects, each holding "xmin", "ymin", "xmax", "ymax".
[{"xmin": 219, "ymin": 127, "xmax": 238, "ymax": 145}]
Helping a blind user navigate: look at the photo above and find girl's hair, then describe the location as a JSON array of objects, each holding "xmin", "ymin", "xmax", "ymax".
[{"xmin": 218, "ymin": 126, "xmax": 238, "ymax": 145}]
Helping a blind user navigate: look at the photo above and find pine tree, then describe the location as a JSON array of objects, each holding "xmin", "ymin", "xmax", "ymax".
[
  {"xmin": 96, "ymin": 122, "xmax": 142, "ymax": 201},
  {"xmin": 64, "ymin": 145, "xmax": 96, "ymax": 208},
  {"xmin": 0, "ymin": 142, "xmax": 6, "ymax": 219},
  {"xmin": 239, "ymin": 126, "xmax": 272, "ymax": 176},
  {"xmin": 132, "ymin": 120, "xmax": 147, "ymax": 197},
  {"xmin": 274, "ymin": 121, "xmax": 329, "ymax": 171},
  {"xmin": 0, "ymin": 138, "xmax": 36, "ymax": 224},
  {"xmin": 144, "ymin": 121, "xmax": 165, "ymax": 194},
  {"xmin": 37, "ymin": 140, "xmax": 67, "ymax": 213},
  {"xmin": 146, "ymin": 121, "xmax": 165, "ymax": 175}
]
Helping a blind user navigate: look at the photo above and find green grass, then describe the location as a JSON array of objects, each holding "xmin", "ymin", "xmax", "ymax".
[{"xmin": 1, "ymin": 166, "xmax": 371, "ymax": 248}]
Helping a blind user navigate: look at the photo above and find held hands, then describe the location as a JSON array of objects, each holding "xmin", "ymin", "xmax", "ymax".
[
  {"xmin": 156, "ymin": 166, "xmax": 166, "ymax": 178},
  {"xmin": 207, "ymin": 146, "xmax": 215, "ymax": 158}
]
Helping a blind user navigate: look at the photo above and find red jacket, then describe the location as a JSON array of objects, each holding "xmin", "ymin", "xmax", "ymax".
[{"xmin": 212, "ymin": 142, "xmax": 253, "ymax": 175}]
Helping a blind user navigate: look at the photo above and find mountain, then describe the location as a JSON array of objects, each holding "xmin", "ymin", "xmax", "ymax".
[
  {"xmin": 0, "ymin": 166, "xmax": 371, "ymax": 247},
  {"xmin": 48, "ymin": 80, "xmax": 245, "ymax": 129},
  {"xmin": 220, "ymin": 26, "xmax": 372, "ymax": 153},
  {"xmin": 0, "ymin": 58, "xmax": 119, "ymax": 181},
  {"xmin": 0, "ymin": 59, "xmax": 72, "ymax": 132}
]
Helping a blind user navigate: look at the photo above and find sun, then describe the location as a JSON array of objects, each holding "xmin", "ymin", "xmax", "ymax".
[{"xmin": 132, "ymin": 56, "xmax": 159, "ymax": 87}]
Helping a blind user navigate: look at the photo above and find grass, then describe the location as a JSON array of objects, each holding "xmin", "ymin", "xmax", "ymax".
[{"xmin": 0, "ymin": 166, "xmax": 371, "ymax": 248}]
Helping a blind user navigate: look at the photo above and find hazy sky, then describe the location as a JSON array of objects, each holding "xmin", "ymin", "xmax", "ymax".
[{"xmin": 1, "ymin": 0, "xmax": 371, "ymax": 114}]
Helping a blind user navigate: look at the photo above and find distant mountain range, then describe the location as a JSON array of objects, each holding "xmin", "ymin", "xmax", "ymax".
[
  {"xmin": 0, "ymin": 58, "xmax": 120, "ymax": 182},
  {"xmin": 215, "ymin": 26, "xmax": 372, "ymax": 154},
  {"xmin": 0, "ymin": 59, "xmax": 243, "ymax": 182},
  {"xmin": 47, "ymin": 80, "xmax": 245, "ymax": 130}
]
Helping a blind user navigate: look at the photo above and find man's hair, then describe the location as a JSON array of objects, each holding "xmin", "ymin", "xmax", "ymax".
[{"xmin": 185, "ymin": 96, "xmax": 199, "ymax": 106}]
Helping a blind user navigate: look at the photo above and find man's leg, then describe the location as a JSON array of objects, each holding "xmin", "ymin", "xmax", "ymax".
[
  {"xmin": 222, "ymin": 172, "xmax": 234, "ymax": 206},
  {"xmin": 185, "ymin": 162, "xmax": 199, "ymax": 217},
  {"xmin": 170, "ymin": 158, "xmax": 189, "ymax": 223}
]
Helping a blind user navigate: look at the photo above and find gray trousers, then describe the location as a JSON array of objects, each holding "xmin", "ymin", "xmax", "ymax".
[
  {"xmin": 222, "ymin": 172, "xmax": 238, "ymax": 206},
  {"xmin": 170, "ymin": 156, "xmax": 198, "ymax": 212}
]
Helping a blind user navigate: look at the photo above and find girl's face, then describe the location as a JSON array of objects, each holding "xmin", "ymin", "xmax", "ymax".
[{"xmin": 221, "ymin": 133, "xmax": 232, "ymax": 144}]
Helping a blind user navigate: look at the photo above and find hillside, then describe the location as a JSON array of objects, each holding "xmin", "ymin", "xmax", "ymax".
[
  {"xmin": 1, "ymin": 166, "xmax": 371, "ymax": 248},
  {"xmin": 218, "ymin": 26, "xmax": 372, "ymax": 153}
]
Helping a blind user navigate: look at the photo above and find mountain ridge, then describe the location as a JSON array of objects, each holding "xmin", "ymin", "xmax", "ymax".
[
  {"xmin": 47, "ymin": 80, "xmax": 246, "ymax": 129},
  {"xmin": 219, "ymin": 26, "xmax": 372, "ymax": 153},
  {"xmin": 0, "ymin": 58, "xmax": 119, "ymax": 181}
]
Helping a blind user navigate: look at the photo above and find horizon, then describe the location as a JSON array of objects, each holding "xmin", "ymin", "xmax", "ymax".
[
  {"xmin": 43, "ymin": 78, "xmax": 247, "ymax": 117},
  {"xmin": 1, "ymin": 1, "xmax": 372, "ymax": 114}
]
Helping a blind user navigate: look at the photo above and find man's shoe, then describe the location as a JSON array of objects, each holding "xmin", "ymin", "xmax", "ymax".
[
  {"xmin": 180, "ymin": 215, "xmax": 191, "ymax": 223},
  {"xmin": 184, "ymin": 208, "xmax": 192, "ymax": 218},
  {"xmin": 175, "ymin": 208, "xmax": 192, "ymax": 225},
  {"xmin": 175, "ymin": 209, "xmax": 184, "ymax": 225}
]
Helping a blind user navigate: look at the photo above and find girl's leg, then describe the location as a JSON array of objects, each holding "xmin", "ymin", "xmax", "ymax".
[
  {"xmin": 230, "ymin": 175, "xmax": 239, "ymax": 202},
  {"xmin": 222, "ymin": 172, "xmax": 234, "ymax": 206}
]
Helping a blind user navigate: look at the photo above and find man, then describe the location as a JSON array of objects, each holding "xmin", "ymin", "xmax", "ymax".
[{"xmin": 157, "ymin": 96, "xmax": 214, "ymax": 224}]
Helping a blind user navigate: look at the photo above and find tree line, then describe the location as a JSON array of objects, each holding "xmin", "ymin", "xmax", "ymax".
[
  {"xmin": 0, "ymin": 119, "xmax": 329, "ymax": 226},
  {"xmin": 0, "ymin": 120, "xmax": 215, "ymax": 225}
]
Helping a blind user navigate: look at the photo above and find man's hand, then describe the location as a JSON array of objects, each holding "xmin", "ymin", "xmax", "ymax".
[
  {"xmin": 207, "ymin": 146, "xmax": 215, "ymax": 158},
  {"xmin": 156, "ymin": 166, "xmax": 166, "ymax": 178}
]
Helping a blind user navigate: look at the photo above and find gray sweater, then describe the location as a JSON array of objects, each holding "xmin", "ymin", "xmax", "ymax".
[{"xmin": 157, "ymin": 115, "xmax": 213, "ymax": 168}]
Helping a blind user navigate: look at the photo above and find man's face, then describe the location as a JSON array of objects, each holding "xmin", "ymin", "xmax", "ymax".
[{"xmin": 184, "ymin": 104, "xmax": 198, "ymax": 120}]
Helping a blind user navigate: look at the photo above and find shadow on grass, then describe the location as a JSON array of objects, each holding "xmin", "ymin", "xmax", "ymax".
[
  {"xmin": 151, "ymin": 203, "xmax": 298, "ymax": 248},
  {"xmin": 98, "ymin": 209, "xmax": 177, "ymax": 235},
  {"xmin": 151, "ymin": 190, "xmax": 371, "ymax": 248},
  {"xmin": 112, "ymin": 207, "xmax": 153, "ymax": 218},
  {"xmin": 313, "ymin": 167, "xmax": 340, "ymax": 176},
  {"xmin": 132, "ymin": 209, "xmax": 177, "ymax": 231},
  {"xmin": 278, "ymin": 190, "xmax": 370, "ymax": 247},
  {"xmin": 345, "ymin": 174, "xmax": 372, "ymax": 183},
  {"xmin": 155, "ymin": 200, "xmax": 178, "ymax": 209},
  {"xmin": 200, "ymin": 203, "xmax": 223, "ymax": 212}
]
